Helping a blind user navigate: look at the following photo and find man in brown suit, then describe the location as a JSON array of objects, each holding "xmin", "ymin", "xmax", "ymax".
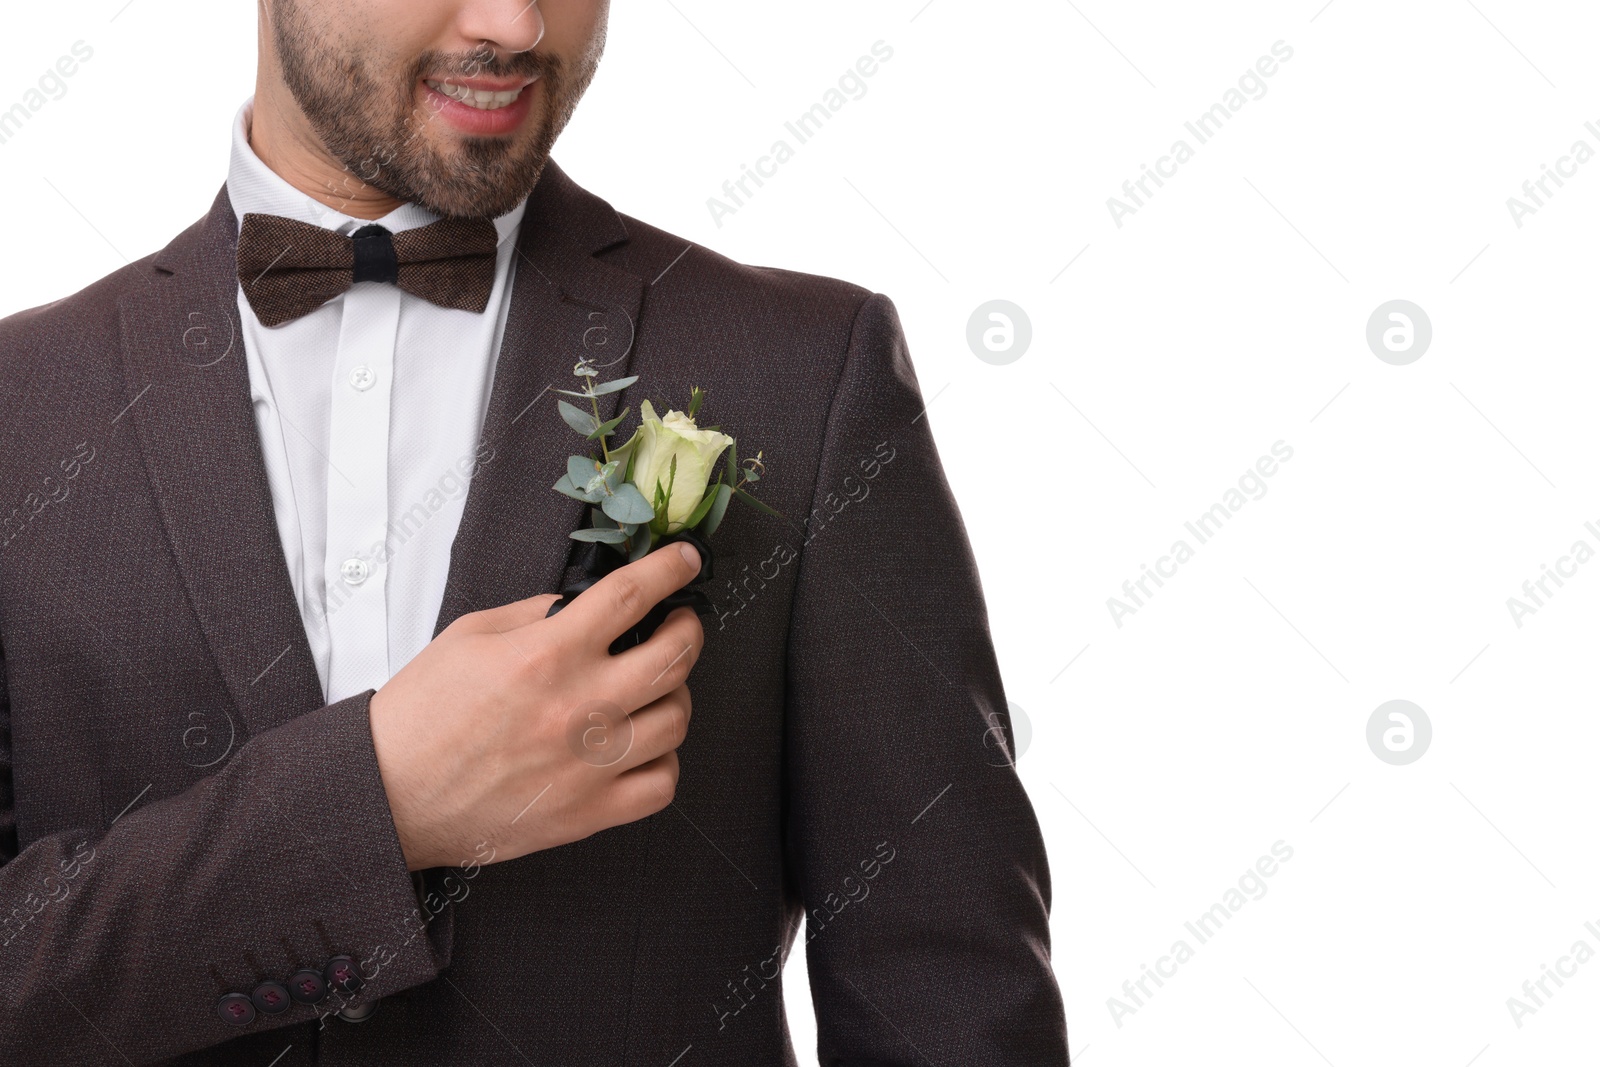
[{"xmin": 0, "ymin": 1, "xmax": 1069, "ymax": 1063}]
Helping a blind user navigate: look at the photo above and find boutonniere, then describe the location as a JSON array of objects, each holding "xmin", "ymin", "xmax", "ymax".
[{"xmin": 544, "ymin": 356, "xmax": 778, "ymax": 648}]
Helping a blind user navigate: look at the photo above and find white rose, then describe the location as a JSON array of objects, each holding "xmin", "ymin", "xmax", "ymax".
[{"xmin": 613, "ymin": 399, "xmax": 734, "ymax": 529}]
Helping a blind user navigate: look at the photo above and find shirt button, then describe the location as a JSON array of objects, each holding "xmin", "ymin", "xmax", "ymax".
[
  {"xmin": 340, "ymin": 557, "xmax": 370, "ymax": 585},
  {"xmin": 349, "ymin": 364, "xmax": 376, "ymax": 391}
]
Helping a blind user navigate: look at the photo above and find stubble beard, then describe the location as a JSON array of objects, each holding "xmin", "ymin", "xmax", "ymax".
[{"xmin": 271, "ymin": 1, "xmax": 603, "ymax": 219}]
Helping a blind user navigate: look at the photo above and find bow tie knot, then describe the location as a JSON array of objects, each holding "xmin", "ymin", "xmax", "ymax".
[{"xmin": 237, "ymin": 212, "xmax": 500, "ymax": 327}]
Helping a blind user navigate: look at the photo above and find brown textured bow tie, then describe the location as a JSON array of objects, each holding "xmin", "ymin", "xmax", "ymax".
[{"xmin": 236, "ymin": 212, "xmax": 500, "ymax": 327}]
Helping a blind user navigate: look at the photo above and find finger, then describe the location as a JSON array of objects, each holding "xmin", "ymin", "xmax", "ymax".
[
  {"xmin": 601, "ymin": 606, "xmax": 704, "ymax": 712},
  {"xmin": 469, "ymin": 592, "xmax": 562, "ymax": 634},
  {"xmin": 545, "ymin": 541, "xmax": 702, "ymax": 650},
  {"xmin": 611, "ymin": 750, "xmax": 680, "ymax": 816},
  {"xmin": 608, "ymin": 686, "xmax": 692, "ymax": 774}
]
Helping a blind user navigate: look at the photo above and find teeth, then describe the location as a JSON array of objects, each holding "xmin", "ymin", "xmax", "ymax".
[{"xmin": 425, "ymin": 79, "xmax": 525, "ymax": 110}]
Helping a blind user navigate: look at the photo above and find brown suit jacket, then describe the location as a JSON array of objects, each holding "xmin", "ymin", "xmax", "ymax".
[{"xmin": 0, "ymin": 161, "xmax": 1068, "ymax": 1065}]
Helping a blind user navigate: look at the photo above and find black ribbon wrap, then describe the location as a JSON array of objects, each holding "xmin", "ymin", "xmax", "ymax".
[{"xmin": 544, "ymin": 529, "xmax": 715, "ymax": 653}]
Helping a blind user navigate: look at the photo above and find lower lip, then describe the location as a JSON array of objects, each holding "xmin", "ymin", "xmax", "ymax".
[{"xmin": 421, "ymin": 78, "xmax": 538, "ymax": 136}]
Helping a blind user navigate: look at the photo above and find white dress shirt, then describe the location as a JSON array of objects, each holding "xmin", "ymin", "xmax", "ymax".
[{"xmin": 226, "ymin": 97, "xmax": 527, "ymax": 704}]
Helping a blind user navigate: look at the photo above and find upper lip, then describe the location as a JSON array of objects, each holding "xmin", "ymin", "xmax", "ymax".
[{"xmin": 424, "ymin": 74, "xmax": 539, "ymax": 92}]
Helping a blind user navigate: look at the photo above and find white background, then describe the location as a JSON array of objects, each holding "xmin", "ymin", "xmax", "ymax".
[{"xmin": 5, "ymin": 2, "xmax": 1600, "ymax": 1064}]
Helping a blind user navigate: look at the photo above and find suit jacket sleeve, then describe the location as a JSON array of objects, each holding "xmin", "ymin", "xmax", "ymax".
[
  {"xmin": 0, "ymin": 648, "xmax": 451, "ymax": 1063},
  {"xmin": 782, "ymin": 292, "xmax": 1070, "ymax": 1064}
]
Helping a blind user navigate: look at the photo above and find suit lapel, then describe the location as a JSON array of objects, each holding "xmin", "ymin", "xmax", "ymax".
[
  {"xmin": 431, "ymin": 161, "xmax": 645, "ymax": 635},
  {"xmin": 118, "ymin": 186, "xmax": 326, "ymax": 738},
  {"xmin": 118, "ymin": 162, "xmax": 646, "ymax": 739}
]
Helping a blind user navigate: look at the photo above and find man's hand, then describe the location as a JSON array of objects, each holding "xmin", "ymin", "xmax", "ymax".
[{"xmin": 369, "ymin": 541, "xmax": 705, "ymax": 871}]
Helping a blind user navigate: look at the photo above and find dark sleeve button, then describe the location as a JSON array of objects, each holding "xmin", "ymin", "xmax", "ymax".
[
  {"xmin": 252, "ymin": 981, "xmax": 291, "ymax": 1015},
  {"xmin": 338, "ymin": 999, "xmax": 380, "ymax": 1023},
  {"xmin": 216, "ymin": 992, "xmax": 256, "ymax": 1026},
  {"xmin": 288, "ymin": 968, "xmax": 328, "ymax": 1005},
  {"xmin": 324, "ymin": 955, "xmax": 363, "ymax": 995}
]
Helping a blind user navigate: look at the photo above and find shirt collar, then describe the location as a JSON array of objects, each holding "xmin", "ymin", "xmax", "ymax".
[{"xmin": 225, "ymin": 96, "xmax": 526, "ymax": 248}]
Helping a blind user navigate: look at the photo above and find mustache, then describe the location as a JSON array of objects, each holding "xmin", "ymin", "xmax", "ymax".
[{"xmin": 412, "ymin": 47, "xmax": 553, "ymax": 83}]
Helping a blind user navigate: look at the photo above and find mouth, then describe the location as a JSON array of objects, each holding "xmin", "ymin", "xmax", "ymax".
[
  {"xmin": 424, "ymin": 77, "xmax": 534, "ymax": 111},
  {"xmin": 420, "ymin": 74, "xmax": 540, "ymax": 136}
]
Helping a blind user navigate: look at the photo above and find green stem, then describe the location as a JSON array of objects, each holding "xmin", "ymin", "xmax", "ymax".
[{"xmin": 589, "ymin": 390, "xmax": 609, "ymax": 464}]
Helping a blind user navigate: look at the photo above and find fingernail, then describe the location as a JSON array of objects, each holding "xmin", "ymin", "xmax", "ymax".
[{"xmin": 678, "ymin": 542, "xmax": 700, "ymax": 568}]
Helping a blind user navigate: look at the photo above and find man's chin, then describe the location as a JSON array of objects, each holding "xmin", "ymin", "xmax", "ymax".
[
  {"xmin": 411, "ymin": 170, "xmax": 544, "ymax": 220},
  {"xmin": 364, "ymin": 141, "xmax": 548, "ymax": 220}
]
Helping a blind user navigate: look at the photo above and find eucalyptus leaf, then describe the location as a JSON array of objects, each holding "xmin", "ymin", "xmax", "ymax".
[
  {"xmin": 602, "ymin": 482, "xmax": 655, "ymax": 524},
  {"xmin": 558, "ymin": 400, "xmax": 599, "ymax": 436},
  {"xmin": 733, "ymin": 486, "xmax": 781, "ymax": 519},
  {"xmin": 552, "ymin": 473, "xmax": 594, "ymax": 502},
  {"xmin": 570, "ymin": 526, "xmax": 628, "ymax": 543},
  {"xmin": 588, "ymin": 375, "xmax": 639, "ymax": 397},
  {"xmin": 568, "ymin": 455, "xmax": 599, "ymax": 489},
  {"xmin": 628, "ymin": 526, "xmax": 654, "ymax": 561},
  {"xmin": 603, "ymin": 459, "xmax": 626, "ymax": 492},
  {"xmin": 587, "ymin": 409, "xmax": 629, "ymax": 441}
]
